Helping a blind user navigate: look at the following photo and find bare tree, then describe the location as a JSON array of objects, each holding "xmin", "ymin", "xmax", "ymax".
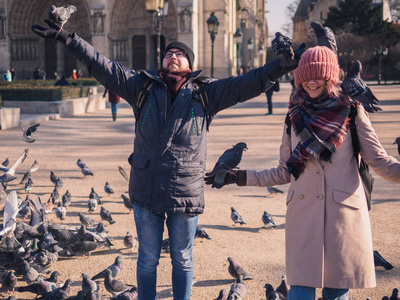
[{"xmin": 282, "ymin": 0, "xmax": 300, "ymax": 36}]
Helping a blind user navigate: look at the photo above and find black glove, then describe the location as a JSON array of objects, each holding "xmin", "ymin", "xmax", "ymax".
[
  {"xmin": 31, "ymin": 20, "xmax": 71, "ymax": 44},
  {"xmin": 204, "ymin": 170, "xmax": 246, "ymax": 188}
]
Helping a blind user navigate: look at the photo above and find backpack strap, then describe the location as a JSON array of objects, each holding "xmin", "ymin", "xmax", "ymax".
[
  {"xmin": 349, "ymin": 102, "xmax": 360, "ymax": 156},
  {"xmin": 137, "ymin": 78, "xmax": 155, "ymax": 110},
  {"xmin": 193, "ymin": 80, "xmax": 212, "ymax": 131}
]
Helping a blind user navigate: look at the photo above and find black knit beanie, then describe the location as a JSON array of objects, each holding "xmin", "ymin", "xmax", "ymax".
[{"xmin": 163, "ymin": 42, "xmax": 195, "ymax": 70}]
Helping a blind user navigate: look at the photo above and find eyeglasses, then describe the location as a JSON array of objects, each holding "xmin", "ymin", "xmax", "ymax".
[{"xmin": 164, "ymin": 50, "xmax": 186, "ymax": 58}]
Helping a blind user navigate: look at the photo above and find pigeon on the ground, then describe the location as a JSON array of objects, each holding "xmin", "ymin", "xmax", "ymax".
[
  {"xmin": 309, "ymin": 21, "xmax": 337, "ymax": 54},
  {"xmin": 45, "ymin": 270, "xmax": 60, "ymax": 283},
  {"xmin": 90, "ymin": 187, "xmax": 102, "ymax": 205},
  {"xmin": 50, "ymin": 171, "xmax": 58, "ymax": 184},
  {"xmin": 81, "ymin": 165, "xmax": 94, "ymax": 177},
  {"xmin": 264, "ymin": 283, "xmax": 287, "ymax": 300},
  {"xmin": 100, "ymin": 206, "xmax": 116, "ymax": 224},
  {"xmin": 88, "ymin": 198, "xmax": 98, "ymax": 212},
  {"xmin": 104, "ymin": 268, "xmax": 128, "ymax": 296},
  {"xmin": 28, "ymin": 195, "xmax": 46, "ymax": 225},
  {"xmin": 104, "ymin": 182, "xmax": 115, "ymax": 195},
  {"xmin": 47, "ymin": 5, "xmax": 77, "ymax": 29},
  {"xmin": 22, "ymin": 260, "xmax": 40, "ymax": 284},
  {"xmin": 373, "ymin": 250, "xmax": 394, "ymax": 270},
  {"xmin": 276, "ymin": 275, "xmax": 289, "ymax": 298},
  {"xmin": 77, "ymin": 158, "xmax": 87, "ymax": 169},
  {"xmin": 111, "ymin": 286, "xmax": 138, "ymax": 300},
  {"xmin": 342, "ymin": 60, "xmax": 381, "ymax": 113},
  {"xmin": 390, "ymin": 288, "xmax": 400, "ymax": 300},
  {"xmin": 119, "ymin": 166, "xmax": 129, "ymax": 182},
  {"xmin": 54, "ymin": 177, "xmax": 64, "ymax": 191},
  {"xmin": 25, "ymin": 177, "xmax": 34, "ymax": 192},
  {"xmin": 206, "ymin": 142, "xmax": 247, "ymax": 189},
  {"xmin": 214, "ymin": 288, "xmax": 228, "ymax": 300},
  {"xmin": 78, "ymin": 212, "xmax": 97, "ymax": 227},
  {"xmin": 230, "ymin": 207, "xmax": 246, "ymax": 225},
  {"xmin": 123, "ymin": 232, "xmax": 136, "ymax": 252},
  {"xmin": 161, "ymin": 238, "xmax": 170, "ymax": 253},
  {"xmin": 62, "ymin": 190, "xmax": 72, "ymax": 207},
  {"xmin": 121, "ymin": 194, "xmax": 133, "ymax": 213},
  {"xmin": 227, "ymin": 275, "xmax": 246, "ymax": 300},
  {"xmin": 227, "ymin": 257, "xmax": 253, "ymax": 280},
  {"xmin": 267, "ymin": 186, "xmax": 284, "ymax": 195},
  {"xmin": 19, "ymin": 123, "xmax": 40, "ymax": 143},
  {"xmin": 195, "ymin": 226, "xmax": 211, "ymax": 239},
  {"xmin": 262, "ymin": 211, "xmax": 277, "ymax": 228},
  {"xmin": 1, "ymin": 158, "xmax": 9, "ymax": 167},
  {"xmin": 92, "ymin": 256, "xmax": 123, "ymax": 280},
  {"xmin": 0, "ymin": 149, "xmax": 29, "ymax": 183},
  {"xmin": 55, "ymin": 203, "xmax": 66, "ymax": 221},
  {"xmin": 1, "ymin": 270, "xmax": 17, "ymax": 293},
  {"xmin": 41, "ymin": 278, "xmax": 72, "ymax": 299},
  {"xmin": 393, "ymin": 137, "xmax": 400, "ymax": 155},
  {"xmin": 82, "ymin": 272, "xmax": 100, "ymax": 294}
]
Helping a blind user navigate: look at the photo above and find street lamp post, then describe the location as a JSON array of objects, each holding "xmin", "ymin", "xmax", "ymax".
[
  {"xmin": 233, "ymin": 28, "xmax": 243, "ymax": 75},
  {"xmin": 145, "ymin": 0, "xmax": 169, "ymax": 69},
  {"xmin": 247, "ymin": 37, "xmax": 254, "ymax": 72},
  {"xmin": 377, "ymin": 47, "xmax": 388, "ymax": 85},
  {"xmin": 206, "ymin": 12, "xmax": 219, "ymax": 78}
]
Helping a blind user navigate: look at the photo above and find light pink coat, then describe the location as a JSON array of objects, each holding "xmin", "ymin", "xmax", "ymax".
[{"xmin": 246, "ymin": 105, "xmax": 400, "ymax": 288}]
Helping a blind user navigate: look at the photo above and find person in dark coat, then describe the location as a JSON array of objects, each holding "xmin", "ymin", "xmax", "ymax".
[
  {"xmin": 32, "ymin": 19, "xmax": 303, "ymax": 300},
  {"xmin": 265, "ymin": 80, "xmax": 279, "ymax": 115},
  {"xmin": 103, "ymin": 88, "xmax": 120, "ymax": 121},
  {"xmin": 54, "ymin": 75, "xmax": 70, "ymax": 86}
]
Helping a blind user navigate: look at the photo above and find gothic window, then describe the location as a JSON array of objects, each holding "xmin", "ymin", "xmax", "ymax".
[
  {"xmin": 0, "ymin": 13, "xmax": 5, "ymax": 39},
  {"xmin": 112, "ymin": 40, "xmax": 128, "ymax": 61},
  {"xmin": 11, "ymin": 39, "xmax": 38, "ymax": 61}
]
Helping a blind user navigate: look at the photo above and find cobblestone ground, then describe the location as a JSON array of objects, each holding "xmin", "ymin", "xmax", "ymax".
[{"xmin": 0, "ymin": 82, "xmax": 399, "ymax": 299}]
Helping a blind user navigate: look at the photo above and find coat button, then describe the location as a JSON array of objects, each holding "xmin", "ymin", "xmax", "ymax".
[
  {"xmin": 298, "ymin": 194, "xmax": 304, "ymax": 199},
  {"xmin": 318, "ymin": 194, "xmax": 324, "ymax": 200}
]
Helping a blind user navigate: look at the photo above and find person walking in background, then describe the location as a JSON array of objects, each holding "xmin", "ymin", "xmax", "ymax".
[
  {"xmin": 103, "ymin": 88, "xmax": 120, "ymax": 121},
  {"xmin": 55, "ymin": 74, "xmax": 70, "ymax": 86},
  {"xmin": 265, "ymin": 80, "xmax": 279, "ymax": 115},
  {"xmin": 10, "ymin": 68, "xmax": 16, "ymax": 81},
  {"xmin": 71, "ymin": 69, "xmax": 77, "ymax": 79},
  {"xmin": 32, "ymin": 17, "xmax": 304, "ymax": 300},
  {"xmin": 206, "ymin": 46, "xmax": 400, "ymax": 300}
]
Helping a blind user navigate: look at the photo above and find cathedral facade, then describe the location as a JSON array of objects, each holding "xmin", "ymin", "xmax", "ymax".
[{"xmin": 0, "ymin": 0, "xmax": 267, "ymax": 80}]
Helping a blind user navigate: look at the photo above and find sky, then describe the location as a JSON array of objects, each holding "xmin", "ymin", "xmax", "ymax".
[{"xmin": 265, "ymin": 0, "xmax": 297, "ymax": 40}]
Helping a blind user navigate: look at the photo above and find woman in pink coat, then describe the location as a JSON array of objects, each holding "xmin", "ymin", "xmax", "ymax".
[{"xmin": 206, "ymin": 46, "xmax": 400, "ymax": 300}]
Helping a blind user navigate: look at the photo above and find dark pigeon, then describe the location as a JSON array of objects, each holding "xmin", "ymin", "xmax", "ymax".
[
  {"xmin": 104, "ymin": 268, "xmax": 128, "ymax": 297},
  {"xmin": 82, "ymin": 272, "xmax": 100, "ymax": 294},
  {"xmin": 62, "ymin": 190, "xmax": 72, "ymax": 207},
  {"xmin": 267, "ymin": 186, "xmax": 284, "ymax": 195},
  {"xmin": 50, "ymin": 171, "xmax": 58, "ymax": 184},
  {"xmin": 342, "ymin": 60, "xmax": 381, "ymax": 113},
  {"xmin": 309, "ymin": 21, "xmax": 337, "ymax": 54},
  {"xmin": 81, "ymin": 165, "xmax": 94, "ymax": 177},
  {"xmin": 374, "ymin": 250, "xmax": 394, "ymax": 270},
  {"xmin": 271, "ymin": 32, "xmax": 294, "ymax": 60},
  {"xmin": 78, "ymin": 212, "xmax": 97, "ymax": 227},
  {"xmin": 1, "ymin": 270, "xmax": 17, "ymax": 293},
  {"xmin": 206, "ymin": 142, "xmax": 248, "ymax": 188},
  {"xmin": 262, "ymin": 211, "xmax": 277, "ymax": 228},
  {"xmin": 100, "ymin": 206, "xmax": 116, "ymax": 224},
  {"xmin": 393, "ymin": 137, "xmax": 400, "ymax": 156},
  {"xmin": 77, "ymin": 158, "xmax": 87, "ymax": 169},
  {"xmin": 227, "ymin": 257, "xmax": 253, "ymax": 280},
  {"xmin": 19, "ymin": 123, "xmax": 40, "ymax": 143},
  {"xmin": 264, "ymin": 283, "xmax": 287, "ymax": 300},
  {"xmin": 90, "ymin": 187, "xmax": 102, "ymax": 205},
  {"xmin": 121, "ymin": 194, "xmax": 133, "ymax": 213},
  {"xmin": 276, "ymin": 275, "xmax": 289, "ymax": 298},
  {"xmin": 195, "ymin": 226, "xmax": 211, "ymax": 239},
  {"xmin": 231, "ymin": 207, "xmax": 245, "ymax": 225},
  {"xmin": 214, "ymin": 288, "xmax": 228, "ymax": 300},
  {"xmin": 92, "ymin": 256, "xmax": 123, "ymax": 280}
]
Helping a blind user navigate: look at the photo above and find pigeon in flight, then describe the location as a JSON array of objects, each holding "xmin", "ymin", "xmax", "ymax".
[
  {"xmin": 119, "ymin": 166, "xmax": 129, "ymax": 182},
  {"xmin": 393, "ymin": 137, "xmax": 400, "ymax": 155},
  {"xmin": 0, "ymin": 149, "xmax": 29, "ymax": 183},
  {"xmin": 227, "ymin": 257, "xmax": 253, "ymax": 280},
  {"xmin": 19, "ymin": 123, "xmax": 40, "ymax": 143},
  {"xmin": 267, "ymin": 186, "xmax": 284, "ymax": 196},
  {"xmin": 0, "ymin": 191, "xmax": 19, "ymax": 245},
  {"xmin": 262, "ymin": 211, "xmax": 277, "ymax": 228},
  {"xmin": 47, "ymin": 5, "xmax": 77, "ymax": 29},
  {"xmin": 342, "ymin": 60, "xmax": 381, "ymax": 113},
  {"xmin": 227, "ymin": 275, "xmax": 246, "ymax": 300},
  {"xmin": 373, "ymin": 250, "xmax": 394, "ymax": 270},
  {"xmin": 309, "ymin": 21, "xmax": 337, "ymax": 55},
  {"xmin": 231, "ymin": 207, "xmax": 246, "ymax": 225},
  {"xmin": 206, "ymin": 142, "xmax": 248, "ymax": 189}
]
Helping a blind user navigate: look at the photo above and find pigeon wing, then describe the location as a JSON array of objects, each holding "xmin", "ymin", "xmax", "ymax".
[
  {"xmin": 2, "ymin": 191, "xmax": 19, "ymax": 230},
  {"xmin": 324, "ymin": 26, "xmax": 337, "ymax": 54},
  {"xmin": 7, "ymin": 149, "xmax": 29, "ymax": 176},
  {"xmin": 118, "ymin": 166, "xmax": 129, "ymax": 182}
]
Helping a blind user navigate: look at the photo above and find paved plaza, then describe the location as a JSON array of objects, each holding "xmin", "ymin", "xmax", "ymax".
[{"xmin": 0, "ymin": 82, "xmax": 400, "ymax": 299}]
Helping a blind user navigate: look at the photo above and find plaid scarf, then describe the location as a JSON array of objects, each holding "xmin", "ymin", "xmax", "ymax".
[{"xmin": 287, "ymin": 95, "xmax": 350, "ymax": 180}]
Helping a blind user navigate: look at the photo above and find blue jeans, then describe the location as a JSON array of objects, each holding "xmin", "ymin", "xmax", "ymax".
[
  {"xmin": 111, "ymin": 102, "xmax": 118, "ymax": 115},
  {"xmin": 134, "ymin": 205, "xmax": 198, "ymax": 300},
  {"xmin": 289, "ymin": 286, "xmax": 349, "ymax": 300}
]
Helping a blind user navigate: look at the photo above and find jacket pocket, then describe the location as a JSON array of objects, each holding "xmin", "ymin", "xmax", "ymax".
[
  {"xmin": 128, "ymin": 153, "xmax": 149, "ymax": 169},
  {"xmin": 173, "ymin": 163, "xmax": 205, "ymax": 197},
  {"xmin": 333, "ymin": 190, "xmax": 360, "ymax": 210}
]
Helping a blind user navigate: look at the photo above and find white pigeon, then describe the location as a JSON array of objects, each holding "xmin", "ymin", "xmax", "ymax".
[
  {"xmin": 47, "ymin": 5, "xmax": 77, "ymax": 29},
  {"xmin": 0, "ymin": 191, "xmax": 19, "ymax": 239},
  {"xmin": 0, "ymin": 149, "xmax": 29, "ymax": 183}
]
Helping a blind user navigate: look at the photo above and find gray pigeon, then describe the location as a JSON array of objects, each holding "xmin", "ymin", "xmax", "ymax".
[
  {"xmin": 309, "ymin": 21, "xmax": 337, "ymax": 54},
  {"xmin": 82, "ymin": 272, "xmax": 100, "ymax": 294},
  {"xmin": 100, "ymin": 206, "xmax": 116, "ymax": 224},
  {"xmin": 55, "ymin": 203, "xmax": 66, "ymax": 221},
  {"xmin": 47, "ymin": 5, "xmax": 77, "ymax": 29},
  {"xmin": 19, "ymin": 123, "xmax": 40, "ymax": 143},
  {"xmin": 25, "ymin": 177, "xmax": 34, "ymax": 192},
  {"xmin": 81, "ymin": 165, "xmax": 94, "ymax": 177},
  {"xmin": 1, "ymin": 270, "xmax": 17, "ymax": 293},
  {"xmin": 88, "ymin": 198, "xmax": 98, "ymax": 212},
  {"xmin": 77, "ymin": 158, "xmax": 87, "ymax": 169},
  {"xmin": 90, "ymin": 187, "xmax": 102, "ymax": 205},
  {"xmin": 62, "ymin": 190, "xmax": 72, "ymax": 207},
  {"xmin": 123, "ymin": 232, "xmax": 136, "ymax": 252},
  {"xmin": 393, "ymin": 137, "xmax": 400, "ymax": 155},
  {"xmin": 227, "ymin": 275, "xmax": 246, "ymax": 300},
  {"xmin": 104, "ymin": 268, "xmax": 128, "ymax": 296},
  {"xmin": 0, "ymin": 149, "xmax": 29, "ymax": 183},
  {"xmin": 262, "ymin": 211, "xmax": 277, "ymax": 228},
  {"xmin": 195, "ymin": 226, "xmax": 211, "ymax": 239},
  {"xmin": 22, "ymin": 260, "xmax": 40, "ymax": 284},
  {"xmin": 78, "ymin": 212, "xmax": 97, "ymax": 227},
  {"xmin": 92, "ymin": 255, "xmax": 123, "ymax": 280},
  {"xmin": 104, "ymin": 182, "xmax": 115, "ymax": 195},
  {"xmin": 230, "ymin": 207, "xmax": 246, "ymax": 225},
  {"xmin": 227, "ymin": 257, "xmax": 253, "ymax": 280},
  {"xmin": 121, "ymin": 194, "xmax": 133, "ymax": 213},
  {"xmin": 342, "ymin": 60, "xmax": 381, "ymax": 113},
  {"xmin": 214, "ymin": 288, "xmax": 228, "ymax": 300},
  {"xmin": 206, "ymin": 142, "xmax": 248, "ymax": 188},
  {"xmin": 267, "ymin": 186, "xmax": 284, "ymax": 196}
]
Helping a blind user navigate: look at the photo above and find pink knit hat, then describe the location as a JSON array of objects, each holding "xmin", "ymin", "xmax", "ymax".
[{"xmin": 293, "ymin": 46, "xmax": 339, "ymax": 88}]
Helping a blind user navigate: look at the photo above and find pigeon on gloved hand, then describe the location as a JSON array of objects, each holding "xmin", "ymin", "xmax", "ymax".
[{"xmin": 271, "ymin": 32, "xmax": 306, "ymax": 71}]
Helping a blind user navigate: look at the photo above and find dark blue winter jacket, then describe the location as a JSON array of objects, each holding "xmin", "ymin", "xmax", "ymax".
[{"xmin": 67, "ymin": 34, "xmax": 287, "ymax": 214}]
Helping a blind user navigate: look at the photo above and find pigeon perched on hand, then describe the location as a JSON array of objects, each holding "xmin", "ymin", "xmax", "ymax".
[
  {"xmin": 231, "ymin": 207, "xmax": 246, "ymax": 225},
  {"xmin": 47, "ymin": 5, "xmax": 77, "ymax": 29},
  {"xmin": 206, "ymin": 142, "xmax": 247, "ymax": 189},
  {"xmin": 0, "ymin": 149, "xmax": 29, "ymax": 183},
  {"xmin": 342, "ymin": 60, "xmax": 381, "ymax": 113},
  {"xmin": 393, "ymin": 137, "xmax": 400, "ymax": 155},
  {"xmin": 19, "ymin": 123, "xmax": 40, "ymax": 143},
  {"xmin": 272, "ymin": 32, "xmax": 294, "ymax": 60},
  {"xmin": 227, "ymin": 275, "xmax": 246, "ymax": 300},
  {"xmin": 309, "ymin": 21, "xmax": 337, "ymax": 55},
  {"xmin": 262, "ymin": 211, "xmax": 277, "ymax": 228},
  {"xmin": 227, "ymin": 257, "xmax": 253, "ymax": 280},
  {"xmin": 373, "ymin": 250, "xmax": 394, "ymax": 270}
]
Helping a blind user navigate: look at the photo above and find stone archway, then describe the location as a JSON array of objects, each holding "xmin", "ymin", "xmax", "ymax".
[
  {"xmin": 110, "ymin": 0, "xmax": 178, "ymax": 70},
  {"xmin": 8, "ymin": 0, "xmax": 91, "ymax": 79}
]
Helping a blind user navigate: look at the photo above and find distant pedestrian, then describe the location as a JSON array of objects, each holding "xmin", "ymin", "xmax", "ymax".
[
  {"xmin": 33, "ymin": 67, "xmax": 41, "ymax": 80},
  {"xmin": 11, "ymin": 68, "xmax": 16, "ymax": 81},
  {"xmin": 4, "ymin": 70, "xmax": 12, "ymax": 82},
  {"xmin": 265, "ymin": 80, "xmax": 279, "ymax": 115},
  {"xmin": 71, "ymin": 69, "xmax": 77, "ymax": 79},
  {"xmin": 103, "ymin": 89, "xmax": 120, "ymax": 121},
  {"xmin": 55, "ymin": 75, "xmax": 70, "ymax": 86},
  {"xmin": 77, "ymin": 69, "xmax": 83, "ymax": 78}
]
